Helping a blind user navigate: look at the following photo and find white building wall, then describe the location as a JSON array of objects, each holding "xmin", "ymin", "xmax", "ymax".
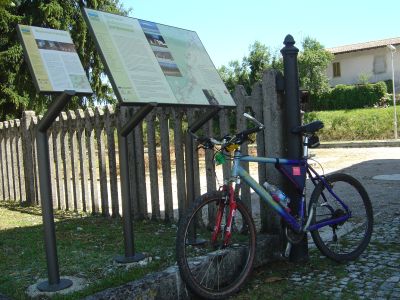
[{"xmin": 326, "ymin": 47, "xmax": 400, "ymax": 91}]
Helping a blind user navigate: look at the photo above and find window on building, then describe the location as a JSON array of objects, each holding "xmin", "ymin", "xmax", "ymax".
[
  {"xmin": 373, "ymin": 55, "xmax": 386, "ymax": 74},
  {"xmin": 333, "ymin": 62, "xmax": 341, "ymax": 77}
]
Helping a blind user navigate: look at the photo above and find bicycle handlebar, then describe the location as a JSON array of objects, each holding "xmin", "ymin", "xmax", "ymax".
[
  {"xmin": 195, "ymin": 113, "xmax": 324, "ymax": 153},
  {"xmin": 196, "ymin": 113, "xmax": 265, "ymax": 150}
]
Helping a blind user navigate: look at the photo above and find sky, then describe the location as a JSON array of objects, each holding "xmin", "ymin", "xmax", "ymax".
[{"xmin": 120, "ymin": 0, "xmax": 400, "ymax": 68}]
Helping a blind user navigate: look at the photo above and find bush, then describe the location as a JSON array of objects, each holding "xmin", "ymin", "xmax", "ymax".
[
  {"xmin": 304, "ymin": 106, "xmax": 398, "ymax": 141},
  {"xmin": 310, "ymin": 81, "xmax": 387, "ymax": 111},
  {"xmin": 384, "ymin": 80, "xmax": 393, "ymax": 94}
]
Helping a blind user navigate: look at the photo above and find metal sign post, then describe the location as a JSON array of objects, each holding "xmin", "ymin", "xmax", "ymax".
[
  {"xmin": 36, "ymin": 91, "xmax": 76, "ymax": 292},
  {"xmin": 184, "ymin": 106, "xmax": 222, "ymax": 244},
  {"xmin": 17, "ymin": 24, "xmax": 93, "ymax": 292},
  {"xmin": 115, "ymin": 103, "xmax": 157, "ymax": 263},
  {"xmin": 185, "ymin": 106, "xmax": 223, "ymax": 212}
]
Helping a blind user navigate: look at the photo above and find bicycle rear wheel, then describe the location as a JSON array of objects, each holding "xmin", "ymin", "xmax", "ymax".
[
  {"xmin": 176, "ymin": 191, "xmax": 256, "ymax": 299},
  {"xmin": 309, "ymin": 173, "xmax": 373, "ymax": 262}
]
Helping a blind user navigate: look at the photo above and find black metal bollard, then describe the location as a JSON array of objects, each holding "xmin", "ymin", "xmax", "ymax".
[{"xmin": 280, "ymin": 35, "xmax": 309, "ymax": 263}]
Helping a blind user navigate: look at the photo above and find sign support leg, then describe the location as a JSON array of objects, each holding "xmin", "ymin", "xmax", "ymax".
[
  {"xmin": 115, "ymin": 103, "xmax": 157, "ymax": 263},
  {"xmin": 36, "ymin": 91, "xmax": 76, "ymax": 292},
  {"xmin": 184, "ymin": 106, "xmax": 222, "ymax": 244}
]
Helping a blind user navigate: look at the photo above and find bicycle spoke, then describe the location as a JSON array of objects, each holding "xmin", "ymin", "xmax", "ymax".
[
  {"xmin": 310, "ymin": 174, "xmax": 373, "ymax": 262},
  {"xmin": 176, "ymin": 193, "xmax": 256, "ymax": 298}
]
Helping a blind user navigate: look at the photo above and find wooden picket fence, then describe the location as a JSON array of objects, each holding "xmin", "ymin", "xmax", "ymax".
[{"xmin": 0, "ymin": 70, "xmax": 283, "ymax": 231}]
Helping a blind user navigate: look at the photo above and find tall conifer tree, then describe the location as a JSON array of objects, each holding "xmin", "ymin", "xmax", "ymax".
[{"xmin": 0, "ymin": 0, "xmax": 127, "ymax": 120}]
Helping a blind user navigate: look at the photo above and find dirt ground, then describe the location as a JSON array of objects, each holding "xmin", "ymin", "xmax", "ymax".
[{"xmin": 309, "ymin": 147, "xmax": 400, "ymax": 215}]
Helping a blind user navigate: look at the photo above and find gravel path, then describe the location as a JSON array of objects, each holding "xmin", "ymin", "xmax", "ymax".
[{"xmin": 287, "ymin": 147, "xmax": 400, "ymax": 299}]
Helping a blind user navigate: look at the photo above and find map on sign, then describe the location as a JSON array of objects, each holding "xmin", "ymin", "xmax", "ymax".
[
  {"xmin": 83, "ymin": 8, "xmax": 235, "ymax": 107},
  {"xmin": 17, "ymin": 25, "xmax": 92, "ymax": 94}
]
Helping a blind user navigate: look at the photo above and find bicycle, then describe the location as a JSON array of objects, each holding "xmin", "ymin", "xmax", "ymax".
[{"xmin": 176, "ymin": 113, "xmax": 373, "ymax": 299}]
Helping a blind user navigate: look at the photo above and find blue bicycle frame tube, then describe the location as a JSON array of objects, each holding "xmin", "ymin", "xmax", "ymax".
[
  {"xmin": 307, "ymin": 215, "xmax": 350, "ymax": 231},
  {"xmin": 305, "ymin": 164, "xmax": 352, "ymax": 231},
  {"xmin": 239, "ymin": 156, "xmax": 300, "ymax": 165},
  {"xmin": 307, "ymin": 164, "xmax": 350, "ymax": 212},
  {"xmin": 231, "ymin": 151, "xmax": 354, "ymax": 232},
  {"xmin": 232, "ymin": 157, "xmax": 302, "ymax": 232}
]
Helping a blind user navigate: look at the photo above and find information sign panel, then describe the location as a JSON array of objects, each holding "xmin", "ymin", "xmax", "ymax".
[
  {"xmin": 17, "ymin": 25, "xmax": 93, "ymax": 94},
  {"xmin": 83, "ymin": 8, "xmax": 235, "ymax": 106}
]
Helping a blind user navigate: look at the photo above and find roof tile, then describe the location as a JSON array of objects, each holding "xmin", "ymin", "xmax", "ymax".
[{"xmin": 327, "ymin": 37, "xmax": 400, "ymax": 54}]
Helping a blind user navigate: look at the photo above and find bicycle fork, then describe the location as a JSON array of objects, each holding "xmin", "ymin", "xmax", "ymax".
[{"xmin": 211, "ymin": 184, "xmax": 237, "ymax": 247}]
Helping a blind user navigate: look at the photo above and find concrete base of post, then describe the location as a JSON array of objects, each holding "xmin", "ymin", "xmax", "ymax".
[
  {"xmin": 28, "ymin": 276, "xmax": 86, "ymax": 297},
  {"xmin": 37, "ymin": 278, "xmax": 73, "ymax": 292},
  {"xmin": 114, "ymin": 253, "xmax": 146, "ymax": 264}
]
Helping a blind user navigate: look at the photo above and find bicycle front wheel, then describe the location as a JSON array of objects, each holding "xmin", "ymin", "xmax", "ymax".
[
  {"xmin": 176, "ymin": 191, "xmax": 256, "ymax": 299},
  {"xmin": 309, "ymin": 173, "xmax": 373, "ymax": 262}
]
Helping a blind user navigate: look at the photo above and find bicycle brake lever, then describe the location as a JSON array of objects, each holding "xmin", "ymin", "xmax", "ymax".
[{"xmin": 243, "ymin": 113, "xmax": 265, "ymax": 129}]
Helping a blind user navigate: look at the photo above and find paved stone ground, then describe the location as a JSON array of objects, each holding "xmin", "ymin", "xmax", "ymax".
[
  {"xmin": 289, "ymin": 214, "xmax": 400, "ymax": 299},
  {"xmin": 286, "ymin": 147, "xmax": 400, "ymax": 300}
]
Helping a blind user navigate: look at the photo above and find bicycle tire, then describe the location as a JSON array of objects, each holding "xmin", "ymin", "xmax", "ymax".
[
  {"xmin": 308, "ymin": 173, "xmax": 373, "ymax": 262},
  {"xmin": 176, "ymin": 191, "xmax": 256, "ymax": 299}
]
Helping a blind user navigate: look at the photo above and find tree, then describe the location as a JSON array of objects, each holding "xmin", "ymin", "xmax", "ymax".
[
  {"xmin": 218, "ymin": 38, "xmax": 333, "ymax": 99},
  {"xmin": 218, "ymin": 41, "xmax": 271, "ymax": 94},
  {"xmin": 244, "ymin": 41, "xmax": 271, "ymax": 87},
  {"xmin": 0, "ymin": 0, "xmax": 127, "ymax": 120},
  {"xmin": 298, "ymin": 37, "xmax": 334, "ymax": 98},
  {"xmin": 218, "ymin": 60, "xmax": 250, "ymax": 93}
]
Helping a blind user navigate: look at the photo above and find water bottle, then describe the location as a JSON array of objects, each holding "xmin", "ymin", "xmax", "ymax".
[{"xmin": 263, "ymin": 182, "xmax": 291, "ymax": 212}]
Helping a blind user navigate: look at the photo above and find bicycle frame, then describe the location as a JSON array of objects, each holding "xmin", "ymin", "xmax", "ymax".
[{"xmin": 230, "ymin": 150, "xmax": 351, "ymax": 233}]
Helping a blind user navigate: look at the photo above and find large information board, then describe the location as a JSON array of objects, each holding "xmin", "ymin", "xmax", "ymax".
[
  {"xmin": 17, "ymin": 25, "xmax": 92, "ymax": 94},
  {"xmin": 83, "ymin": 8, "xmax": 235, "ymax": 106}
]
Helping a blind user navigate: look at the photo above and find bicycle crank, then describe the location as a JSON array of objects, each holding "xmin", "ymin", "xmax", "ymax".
[{"xmin": 285, "ymin": 227, "xmax": 305, "ymax": 244}]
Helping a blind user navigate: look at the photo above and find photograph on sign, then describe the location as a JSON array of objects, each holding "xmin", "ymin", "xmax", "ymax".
[
  {"xmin": 83, "ymin": 8, "xmax": 235, "ymax": 107},
  {"xmin": 17, "ymin": 25, "xmax": 93, "ymax": 94}
]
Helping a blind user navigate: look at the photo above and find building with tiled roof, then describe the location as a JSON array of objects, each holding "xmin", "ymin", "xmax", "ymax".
[
  {"xmin": 327, "ymin": 38, "xmax": 400, "ymax": 55},
  {"xmin": 325, "ymin": 37, "xmax": 400, "ymax": 91}
]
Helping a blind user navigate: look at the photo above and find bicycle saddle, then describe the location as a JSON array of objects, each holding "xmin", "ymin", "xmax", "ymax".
[{"xmin": 291, "ymin": 120, "xmax": 324, "ymax": 135}]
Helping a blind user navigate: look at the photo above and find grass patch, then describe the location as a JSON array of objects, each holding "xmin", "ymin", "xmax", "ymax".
[
  {"xmin": 305, "ymin": 105, "xmax": 400, "ymax": 141},
  {"xmin": 0, "ymin": 201, "xmax": 177, "ymax": 299}
]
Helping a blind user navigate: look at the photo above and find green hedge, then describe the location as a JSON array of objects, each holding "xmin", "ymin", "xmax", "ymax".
[
  {"xmin": 384, "ymin": 80, "xmax": 393, "ymax": 94},
  {"xmin": 304, "ymin": 105, "xmax": 399, "ymax": 141},
  {"xmin": 310, "ymin": 81, "xmax": 387, "ymax": 111}
]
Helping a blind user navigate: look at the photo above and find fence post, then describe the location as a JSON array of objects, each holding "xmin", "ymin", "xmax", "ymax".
[
  {"xmin": 61, "ymin": 112, "xmax": 72, "ymax": 210},
  {"xmin": 133, "ymin": 111, "xmax": 148, "ymax": 220},
  {"xmin": 234, "ymin": 86, "xmax": 252, "ymax": 212},
  {"xmin": 281, "ymin": 34, "xmax": 309, "ymax": 263},
  {"xmin": 104, "ymin": 105, "xmax": 119, "ymax": 217},
  {"xmin": 172, "ymin": 108, "xmax": 186, "ymax": 218},
  {"xmin": 10, "ymin": 120, "xmax": 20, "ymax": 202},
  {"xmin": 95, "ymin": 107, "xmax": 109, "ymax": 216},
  {"xmin": 0, "ymin": 122, "xmax": 4, "ymax": 201},
  {"xmin": 85, "ymin": 108, "xmax": 99, "ymax": 214},
  {"xmin": 159, "ymin": 109, "xmax": 174, "ymax": 222},
  {"xmin": 146, "ymin": 111, "xmax": 160, "ymax": 220},
  {"xmin": 68, "ymin": 110, "xmax": 81, "ymax": 211},
  {"xmin": 52, "ymin": 116, "xmax": 65, "ymax": 210},
  {"xmin": 76, "ymin": 109, "xmax": 89, "ymax": 212},
  {"xmin": 260, "ymin": 70, "xmax": 286, "ymax": 234},
  {"xmin": 15, "ymin": 119, "xmax": 25, "ymax": 203},
  {"xmin": 21, "ymin": 111, "xmax": 36, "ymax": 205}
]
